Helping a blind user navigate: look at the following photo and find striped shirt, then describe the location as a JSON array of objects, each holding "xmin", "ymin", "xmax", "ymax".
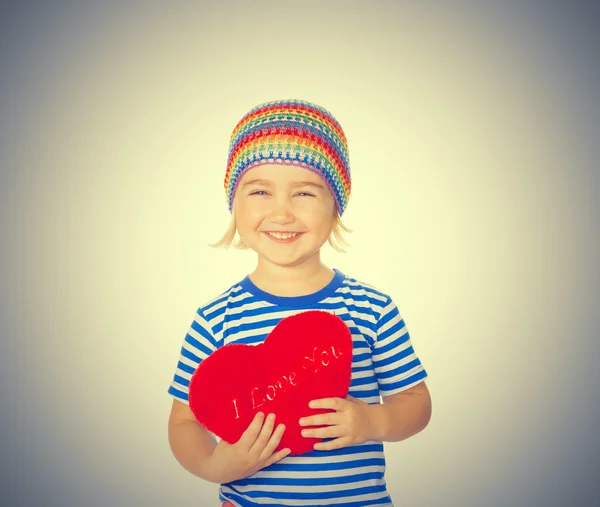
[{"xmin": 168, "ymin": 268, "xmax": 428, "ymax": 507}]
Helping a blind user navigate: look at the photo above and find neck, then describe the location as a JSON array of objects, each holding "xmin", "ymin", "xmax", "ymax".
[{"xmin": 250, "ymin": 252, "xmax": 334, "ymax": 297}]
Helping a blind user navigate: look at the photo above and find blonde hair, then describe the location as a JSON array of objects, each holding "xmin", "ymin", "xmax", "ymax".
[{"xmin": 209, "ymin": 206, "xmax": 353, "ymax": 253}]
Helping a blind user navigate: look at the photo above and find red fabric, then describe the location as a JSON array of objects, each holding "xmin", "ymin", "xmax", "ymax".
[{"xmin": 189, "ymin": 310, "xmax": 353, "ymax": 455}]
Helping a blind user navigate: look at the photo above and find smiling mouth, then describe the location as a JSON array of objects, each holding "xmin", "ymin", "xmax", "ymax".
[{"xmin": 263, "ymin": 231, "xmax": 303, "ymax": 240}]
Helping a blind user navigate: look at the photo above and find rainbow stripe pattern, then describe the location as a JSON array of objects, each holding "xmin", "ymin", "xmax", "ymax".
[{"xmin": 224, "ymin": 99, "xmax": 351, "ymax": 215}]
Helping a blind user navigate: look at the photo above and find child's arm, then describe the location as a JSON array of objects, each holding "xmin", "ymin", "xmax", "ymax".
[
  {"xmin": 168, "ymin": 399, "xmax": 220, "ymax": 481},
  {"xmin": 371, "ymin": 380, "xmax": 432, "ymax": 442},
  {"xmin": 168, "ymin": 399, "xmax": 290, "ymax": 483}
]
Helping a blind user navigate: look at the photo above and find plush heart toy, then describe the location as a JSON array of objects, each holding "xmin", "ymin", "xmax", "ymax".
[{"xmin": 188, "ymin": 310, "xmax": 353, "ymax": 455}]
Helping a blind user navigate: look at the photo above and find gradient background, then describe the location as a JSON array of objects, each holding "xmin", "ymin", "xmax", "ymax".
[{"xmin": 1, "ymin": 1, "xmax": 599, "ymax": 506}]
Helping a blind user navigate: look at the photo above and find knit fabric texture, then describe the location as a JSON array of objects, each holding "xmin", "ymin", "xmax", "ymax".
[{"xmin": 224, "ymin": 99, "xmax": 351, "ymax": 215}]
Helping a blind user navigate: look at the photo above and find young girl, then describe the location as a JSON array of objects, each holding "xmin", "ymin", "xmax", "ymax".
[{"xmin": 167, "ymin": 99, "xmax": 431, "ymax": 507}]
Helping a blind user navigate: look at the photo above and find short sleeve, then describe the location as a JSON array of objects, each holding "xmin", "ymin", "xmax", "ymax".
[
  {"xmin": 372, "ymin": 296, "xmax": 428, "ymax": 397},
  {"xmin": 167, "ymin": 308, "xmax": 219, "ymax": 405}
]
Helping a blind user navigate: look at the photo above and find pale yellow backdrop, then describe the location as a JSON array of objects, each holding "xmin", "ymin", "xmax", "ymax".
[{"xmin": 1, "ymin": 1, "xmax": 598, "ymax": 506}]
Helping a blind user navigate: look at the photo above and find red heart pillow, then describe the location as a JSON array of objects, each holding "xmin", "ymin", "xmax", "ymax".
[{"xmin": 188, "ymin": 310, "xmax": 353, "ymax": 455}]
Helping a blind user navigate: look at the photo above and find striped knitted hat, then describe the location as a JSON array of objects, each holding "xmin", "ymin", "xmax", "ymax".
[{"xmin": 224, "ymin": 99, "xmax": 351, "ymax": 215}]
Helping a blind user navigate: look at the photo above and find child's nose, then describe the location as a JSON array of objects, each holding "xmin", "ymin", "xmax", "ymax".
[{"xmin": 269, "ymin": 197, "xmax": 294, "ymax": 221}]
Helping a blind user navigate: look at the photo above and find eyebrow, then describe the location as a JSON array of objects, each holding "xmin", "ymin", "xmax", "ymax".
[{"xmin": 241, "ymin": 178, "xmax": 325, "ymax": 189}]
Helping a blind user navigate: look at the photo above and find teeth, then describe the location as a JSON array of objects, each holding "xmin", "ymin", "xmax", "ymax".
[{"xmin": 267, "ymin": 232, "xmax": 300, "ymax": 239}]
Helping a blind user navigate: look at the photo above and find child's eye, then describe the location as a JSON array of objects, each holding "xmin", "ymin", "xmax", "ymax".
[
  {"xmin": 250, "ymin": 190, "xmax": 269, "ymax": 196},
  {"xmin": 296, "ymin": 192, "xmax": 315, "ymax": 197}
]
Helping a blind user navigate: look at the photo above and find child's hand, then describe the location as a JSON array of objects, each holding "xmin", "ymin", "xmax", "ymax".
[
  {"xmin": 298, "ymin": 395, "xmax": 378, "ymax": 451},
  {"xmin": 207, "ymin": 412, "xmax": 290, "ymax": 483}
]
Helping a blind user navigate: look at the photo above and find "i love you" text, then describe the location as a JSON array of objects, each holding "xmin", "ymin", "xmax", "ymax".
[{"xmin": 231, "ymin": 344, "xmax": 344, "ymax": 420}]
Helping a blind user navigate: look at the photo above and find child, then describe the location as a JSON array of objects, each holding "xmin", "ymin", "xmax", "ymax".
[{"xmin": 167, "ymin": 99, "xmax": 431, "ymax": 507}]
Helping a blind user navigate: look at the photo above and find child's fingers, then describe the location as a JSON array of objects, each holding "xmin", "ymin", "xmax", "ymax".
[
  {"xmin": 302, "ymin": 424, "xmax": 341, "ymax": 440},
  {"xmin": 238, "ymin": 412, "xmax": 265, "ymax": 449},
  {"xmin": 264, "ymin": 446, "xmax": 291, "ymax": 468},
  {"xmin": 259, "ymin": 423, "xmax": 286, "ymax": 461},
  {"xmin": 313, "ymin": 436, "xmax": 350, "ymax": 451},
  {"xmin": 249, "ymin": 413, "xmax": 276, "ymax": 454}
]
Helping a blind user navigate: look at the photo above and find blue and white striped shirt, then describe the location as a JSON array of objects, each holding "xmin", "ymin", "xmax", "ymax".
[{"xmin": 168, "ymin": 268, "xmax": 428, "ymax": 506}]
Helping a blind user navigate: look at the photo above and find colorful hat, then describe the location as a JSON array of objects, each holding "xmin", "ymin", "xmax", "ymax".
[{"xmin": 224, "ymin": 99, "xmax": 351, "ymax": 215}]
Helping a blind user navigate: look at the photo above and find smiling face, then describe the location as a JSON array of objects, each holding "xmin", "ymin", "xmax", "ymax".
[{"xmin": 233, "ymin": 164, "xmax": 337, "ymax": 268}]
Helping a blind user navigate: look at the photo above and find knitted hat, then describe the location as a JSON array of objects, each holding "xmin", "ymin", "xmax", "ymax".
[{"xmin": 224, "ymin": 99, "xmax": 351, "ymax": 215}]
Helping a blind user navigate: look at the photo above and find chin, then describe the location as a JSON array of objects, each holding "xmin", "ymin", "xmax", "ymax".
[
  {"xmin": 264, "ymin": 254, "xmax": 303, "ymax": 266},
  {"xmin": 258, "ymin": 250, "xmax": 308, "ymax": 265}
]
